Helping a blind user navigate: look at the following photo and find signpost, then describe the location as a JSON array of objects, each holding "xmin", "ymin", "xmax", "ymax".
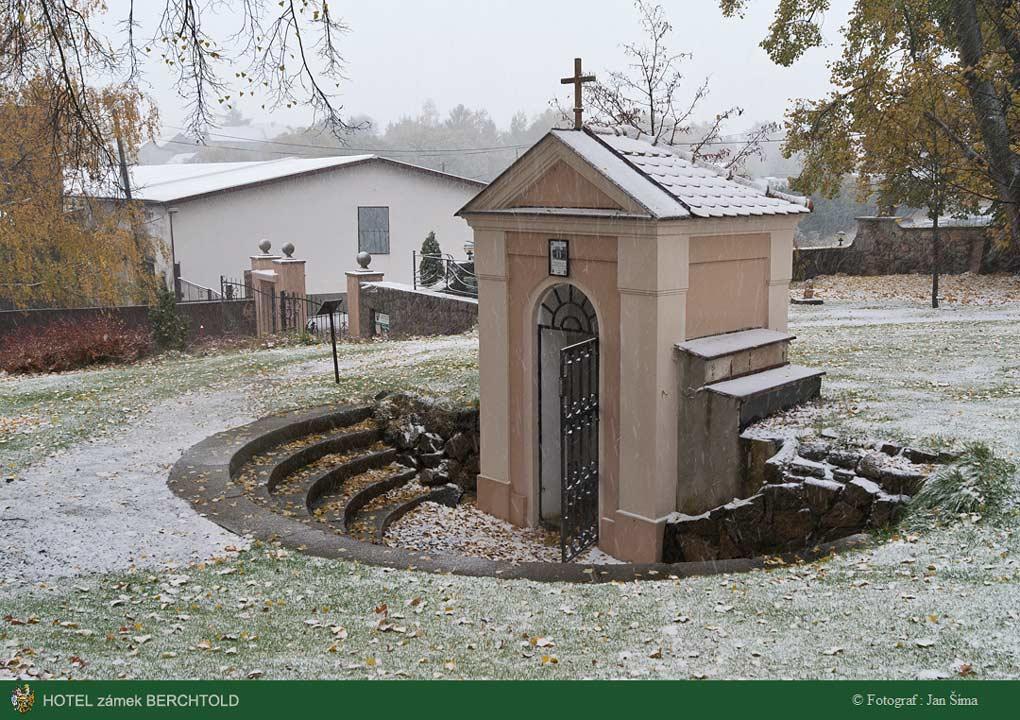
[{"xmin": 315, "ymin": 300, "xmax": 344, "ymax": 384}]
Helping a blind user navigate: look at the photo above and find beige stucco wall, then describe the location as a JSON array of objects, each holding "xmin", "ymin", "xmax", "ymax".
[
  {"xmin": 686, "ymin": 233, "xmax": 770, "ymax": 340},
  {"xmin": 145, "ymin": 162, "xmax": 480, "ymax": 294},
  {"xmin": 505, "ymin": 232, "xmax": 621, "ymax": 537}
]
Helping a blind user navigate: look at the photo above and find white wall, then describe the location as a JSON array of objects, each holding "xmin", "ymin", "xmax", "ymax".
[{"xmin": 147, "ymin": 161, "xmax": 480, "ymax": 294}]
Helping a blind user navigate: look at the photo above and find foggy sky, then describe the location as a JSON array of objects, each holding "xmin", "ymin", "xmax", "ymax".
[{"xmin": 103, "ymin": 0, "xmax": 853, "ymax": 136}]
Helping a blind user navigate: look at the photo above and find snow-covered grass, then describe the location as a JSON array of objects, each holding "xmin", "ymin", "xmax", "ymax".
[{"xmin": 2, "ymin": 303, "xmax": 1019, "ymax": 679}]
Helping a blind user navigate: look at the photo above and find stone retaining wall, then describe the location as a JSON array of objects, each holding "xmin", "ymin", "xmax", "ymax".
[
  {"xmin": 794, "ymin": 217, "xmax": 1019, "ymax": 280},
  {"xmin": 663, "ymin": 436, "xmax": 949, "ymax": 563},
  {"xmin": 0, "ymin": 300, "xmax": 255, "ymax": 342},
  {"xmin": 359, "ymin": 282, "xmax": 477, "ymax": 338}
]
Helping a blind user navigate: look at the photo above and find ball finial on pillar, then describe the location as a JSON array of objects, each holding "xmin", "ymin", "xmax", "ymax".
[
  {"xmin": 357, "ymin": 251, "xmax": 372, "ymax": 269},
  {"xmin": 282, "ymin": 242, "xmax": 295, "ymax": 258},
  {"xmin": 258, "ymin": 239, "xmax": 272, "ymax": 254}
]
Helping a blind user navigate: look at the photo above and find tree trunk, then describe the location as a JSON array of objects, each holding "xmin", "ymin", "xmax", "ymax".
[
  {"xmin": 931, "ymin": 214, "xmax": 940, "ymax": 309},
  {"xmin": 948, "ymin": 0, "xmax": 1020, "ymax": 251}
]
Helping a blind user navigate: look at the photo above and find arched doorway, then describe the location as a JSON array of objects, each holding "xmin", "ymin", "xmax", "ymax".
[{"xmin": 536, "ymin": 283, "xmax": 600, "ymax": 561}]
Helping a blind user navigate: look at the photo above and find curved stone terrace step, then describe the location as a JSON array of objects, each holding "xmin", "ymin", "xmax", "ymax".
[
  {"xmin": 340, "ymin": 467, "xmax": 419, "ymax": 535},
  {"xmin": 376, "ymin": 484, "xmax": 463, "ymax": 543},
  {"xmin": 264, "ymin": 426, "xmax": 384, "ymax": 493},
  {"xmin": 305, "ymin": 447, "xmax": 399, "ymax": 512},
  {"xmin": 169, "ymin": 403, "xmax": 871, "ymax": 583}
]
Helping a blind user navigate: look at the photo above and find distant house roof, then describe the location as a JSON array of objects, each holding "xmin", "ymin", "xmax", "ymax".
[
  {"xmin": 460, "ymin": 127, "xmax": 810, "ymax": 221},
  {"xmin": 895, "ymin": 208, "xmax": 992, "ymax": 229},
  {"xmin": 81, "ymin": 155, "xmax": 486, "ymax": 205}
]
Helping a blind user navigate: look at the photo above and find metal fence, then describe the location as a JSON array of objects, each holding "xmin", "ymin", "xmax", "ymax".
[
  {"xmin": 412, "ymin": 252, "xmax": 478, "ymax": 298},
  {"xmin": 219, "ymin": 276, "xmax": 347, "ymax": 341}
]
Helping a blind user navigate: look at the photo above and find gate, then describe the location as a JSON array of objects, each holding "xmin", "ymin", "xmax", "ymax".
[{"xmin": 559, "ymin": 337, "xmax": 600, "ymax": 562}]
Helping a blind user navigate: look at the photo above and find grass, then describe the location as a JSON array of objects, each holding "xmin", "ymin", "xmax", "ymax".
[{"xmin": 2, "ymin": 302, "xmax": 1020, "ymax": 679}]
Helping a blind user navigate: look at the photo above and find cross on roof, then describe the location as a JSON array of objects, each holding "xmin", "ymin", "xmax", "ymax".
[{"xmin": 560, "ymin": 58, "xmax": 596, "ymax": 130}]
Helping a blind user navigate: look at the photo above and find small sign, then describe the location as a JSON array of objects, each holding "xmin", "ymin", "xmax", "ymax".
[{"xmin": 549, "ymin": 239, "xmax": 569, "ymax": 277}]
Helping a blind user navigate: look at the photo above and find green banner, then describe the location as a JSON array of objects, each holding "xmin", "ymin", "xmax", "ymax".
[{"xmin": 5, "ymin": 681, "xmax": 1016, "ymax": 719}]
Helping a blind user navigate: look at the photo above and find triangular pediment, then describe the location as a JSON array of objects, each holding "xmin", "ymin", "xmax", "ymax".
[{"xmin": 458, "ymin": 133, "xmax": 649, "ymax": 217}]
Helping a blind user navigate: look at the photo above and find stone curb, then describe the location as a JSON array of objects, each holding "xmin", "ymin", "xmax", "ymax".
[{"xmin": 168, "ymin": 404, "xmax": 874, "ymax": 584}]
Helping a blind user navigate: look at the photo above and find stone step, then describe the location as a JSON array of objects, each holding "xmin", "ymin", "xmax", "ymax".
[
  {"xmin": 375, "ymin": 485, "xmax": 463, "ymax": 543},
  {"xmin": 676, "ymin": 328, "xmax": 794, "ymax": 388},
  {"xmin": 264, "ymin": 427, "xmax": 384, "ymax": 493},
  {"xmin": 705, "ymin": 364, "xmax": 825, "ymax": 429},
  {"xmin": 341, "ymin": 467, "xmax": 418, "ymax": 533}
]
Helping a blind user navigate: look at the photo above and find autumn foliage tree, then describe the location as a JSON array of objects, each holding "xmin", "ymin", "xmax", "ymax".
[
  {"xmin": 720, "ymin": 0, "xmax": 1020, "ymax": 252},
  {"xmin": 0, "ymin": 77, "xmax": 159, "ymax": 308}
]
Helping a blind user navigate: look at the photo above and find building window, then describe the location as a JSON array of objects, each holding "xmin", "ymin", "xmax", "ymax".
[{"xmin": 358, "ymin": 206, "xmax": 390, "ymax": 255}]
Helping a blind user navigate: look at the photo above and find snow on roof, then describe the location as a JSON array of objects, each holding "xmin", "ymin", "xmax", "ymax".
[
  {"xmin": 896, "ymin": 208, "xmax": 992, "ymax": 229},
  {"xmin": 575, "ymin": 127, "xmax": 811, "ymax": 219},
  {"xmin": 81, "ymin": 155, "xmax": 484, "ymax": 204}
]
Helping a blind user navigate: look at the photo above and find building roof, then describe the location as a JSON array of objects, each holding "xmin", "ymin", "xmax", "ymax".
[
  {"xmin": 572, "ymin": 128, "xmax": 811, "ymax": 219},
  {"xmin": 459, "ymin": 127, "xmax": 810, "ymax": 221},
  {"xmin": 82, "ymin": 155, "xmax": 486, "ymax": 204}
]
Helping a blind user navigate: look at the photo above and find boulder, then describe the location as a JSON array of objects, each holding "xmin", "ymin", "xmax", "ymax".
[
  {"xmin": 786, "ymin": 457, "xmax": 828, "ymax": 479},
  {"xmin": 416, "ymin": 432, "xmax": 444, "ymax": 454},
  {"xmin": 664, "ymin": 512, "xmax": 719, "ymax": 562},
  {"xmin": 827, "ymin": 448, "xmax": 863, "ymax": 470},
  {"xmin": 394, "ymin": 453, "xmax": 419, "ymax": 469},
  {"xmin": 857, "ymin": 452, "xmax": 889, "ymax": 481},
  {"xmin": 723, "ymin": 494, "xmax": 767, "ymax": 550},
  {"xmin": 877, "ymin": 441, "xmax": 903, "ymax": 456},
  {"xmin": 844, "ymin": 477, "xmax": 883, "ymax": 510},
  {"xmin": 820, "ymin": 501, "xmax": 866, "ymax": 532},
  {"xmin": 902, "ymin": 447, "xmax": 940, "ymax": 465},
  {"xmin": 870, "ymin": 493, "xmax": 911, "ymax": 528},
  {"xmin": 444, "ymin": 432, "xmax": 474, "ymax": 462},
  {"xmin": 763, "ymin": 482, "xmax": 804, "ymax": 512},
  {"xmin": 419, "ymin": 451, "xmax": 445, "ymax": 469},
  {"xmin": 880, "ymin": 466, "xmax": 928, "ymax": 496},
  {"xmin": 798, "ymin": 440, "xmax": 831, "ymax": 462},
  {"xmin": 419, "ymin": 462, "xmax": 451, "ymax": 487},
  {"xmin": 832, "ymin": 468, "xmax": 857, "ymax": 484},
  {"xmin": 772, "ymin": 508, "xmax": 816, "ymax": 545},
  {"xmin": 764, "ymin": 439, "xmax": 799, "ymax": 484},
  {"xmin": 803, "ymin": 477, "xmax": 843, "ymax": 514},
  {"xmin": 678, "ymin": 534, "xmax": 720, "ymax": 562}
]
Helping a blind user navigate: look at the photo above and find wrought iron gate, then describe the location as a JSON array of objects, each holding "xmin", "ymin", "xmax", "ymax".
[{"xmin": 559, "ymin": 337, "xmax": 600, "ymax": 562}]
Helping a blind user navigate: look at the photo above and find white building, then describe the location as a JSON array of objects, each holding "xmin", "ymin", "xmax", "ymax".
[{"xmin": 92, "ymin": 156, "xmax": 485, "ymax": 294}]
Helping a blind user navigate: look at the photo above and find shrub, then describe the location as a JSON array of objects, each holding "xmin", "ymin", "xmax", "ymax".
[
  {"xmin": 149, "ymin": 287, "xmax": 189, "ymax": 351},
  {"xmin": 418, "ymin": 231, "xmax": 443, "ymax": 286},
  {"xmin": 0, "ymin": 315, "xmax": 152, "ymax": 374},
  {"xmin": 911, "ymin": 443, "xmax": 1017, "ymax": 518}
]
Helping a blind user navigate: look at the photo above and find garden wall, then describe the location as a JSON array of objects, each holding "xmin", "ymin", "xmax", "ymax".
[
  {"xmin": 794, "ymin": 216, "xmax": 1018, "ymax": 280},
  {"xmin": 0, "ymin": 300, "xmax": 255, "ymax": 342},
  {"xmin": 359, "ymin": 282, "xmax": 477, "ymax": 338}
]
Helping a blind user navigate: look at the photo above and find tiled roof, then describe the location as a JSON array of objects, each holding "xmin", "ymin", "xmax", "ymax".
[{"xmin": 552, "ymin": 128, "xmax": 811, "ymax": 220}]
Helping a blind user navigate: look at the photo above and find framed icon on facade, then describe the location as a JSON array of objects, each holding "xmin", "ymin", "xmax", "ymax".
[{"xmin": 549, "ymin": 239, "xmax": 569, "ymax": 277}]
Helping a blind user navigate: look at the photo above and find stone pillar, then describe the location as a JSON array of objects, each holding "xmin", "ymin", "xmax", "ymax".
[
  {"xmin": 345, "ymin": 255, "xmax": 385, "ymax": 339},
  {"xmin": 273, "ymin": 256, "xmax": 308, "ymax": 331},
  {"xmin": 612, "ymin": 232, "xmax": 688, "ymax": 563},
  {"xmin": 250, "ymin": 242, "xmax": 282, "ymax": 337},
  {"xmin": 473, "ymin": 229, "xmax": 512, "ymax": 522}
]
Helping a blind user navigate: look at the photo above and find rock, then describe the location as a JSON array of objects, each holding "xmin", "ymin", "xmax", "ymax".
[
  {"xmin": 786, "ymin": 457, "xmax": 828, "ymax": 479},
  {"xmin": 772, "ymin": 508, "xmax": 815, "ymax": 545},
  {"xmin": 902, "ymin": 447, "xmax": 940, "ymax": 464},
  {"xmin": 678, "ymin": 534, "xmax": 720, "ymax": 562},
  {"xmin": 392, "ymin": 424, "xmax": 423, "ymax": 451},
  {"xmin": 832, "ymin": 468, "xmax": 856, "ymax": 483},
  {"xmin": 870, "ymin": 493, "xmax": 911, "ymax": 528},
  {"xmin": 416, "ymin": 432, "xmax": 443, "ymax": 454},
  {"xmin": 743, "ymin": 435, "xmax": 784, "ymax": 489},
  {"xmin": 419, "ymin": 451, "xmax": 445, "ymax": 469},
  {"xmin": 798, "ymin": 440, "xmax": 831, "ymax": 462},
  {"xmin": 444, "ymin": 432, "xmax": 474, "ymax": 462},
  {"xmin": 857, "ymin": 452, "xmax": 889, "ymax": 481},
  {"xmin": 430, "ymin": 483, "xmax": 464, "ymax": 508},
  {"xmin": 877, "ymin": 441, "xmax": 903, "ymax": 456},
  {"xmin": 394, "ymin": 453, "xmax": 419, "ymax": 469},
  {"xmin": 763, "ymin": 482, "xmax": 804, "ymax": 512},
  {"xmin": 844, "ymin": 477, "xmax": 883, "ymax": 509},
  {"xmin": 764, "ymin": 439, "xmax": 799, "ymax": 484},
  {"xmin": 722, "ymin": 494, "xmax": 766, "ymax": 551},
  {"xmin": 820, "ymin": 501, "xmax": 866, "ymax": 531},
  {"xmin": 827, "ymin": 448, "xmax": 863, "ymax": 470},
  {"xmin": 820, "ymin": 428, "xmax": 840, "ymax": 440},
  {"xmin": 880, "ymin": 466, "xmax": 928, "ymax": 496},
  {"xmin": 803, "ymin": 477, "xmax": 843, "ymax": 514},
  {"xmin": 419, "ymin": 462, "xmax": 451, "ymax": 487},
  {"xmin": 664, "ymin": 512, "xmax": 719, "ymax": 562}
]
